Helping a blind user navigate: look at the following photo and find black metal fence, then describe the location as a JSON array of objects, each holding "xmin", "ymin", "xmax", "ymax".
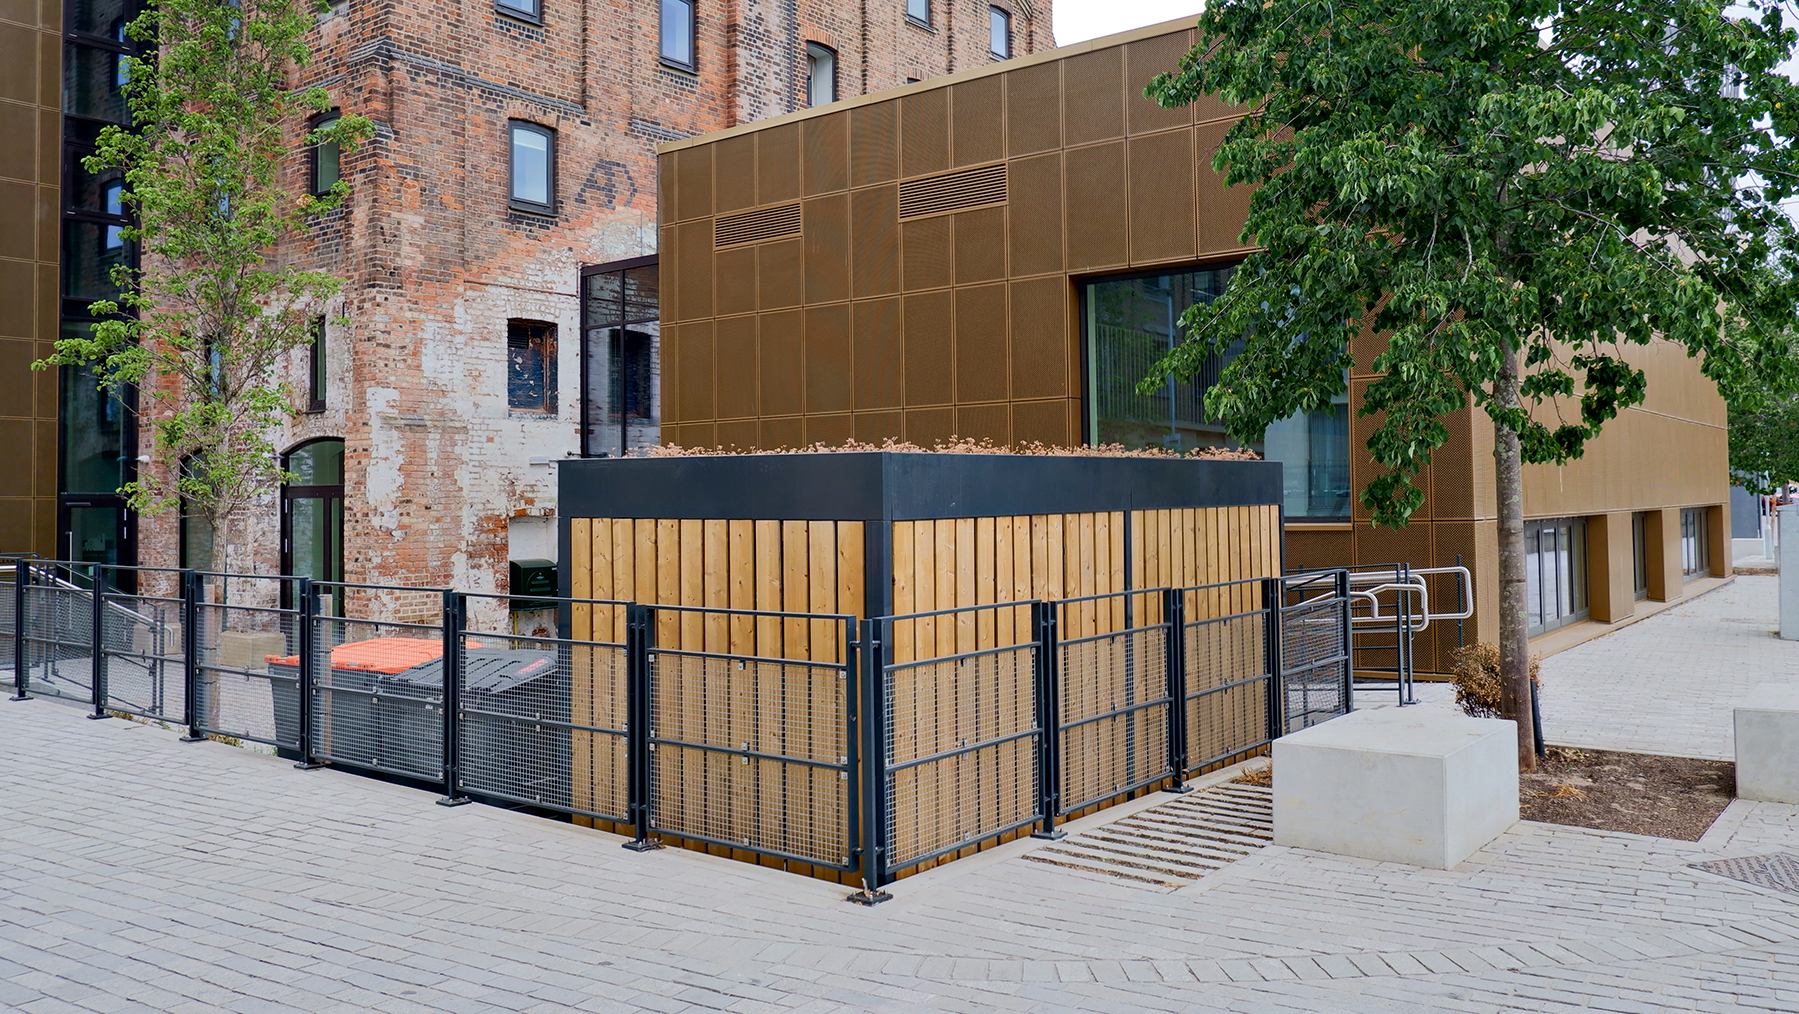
[{"xmin": 3, "ymin": 559, "xmax": 1352, "ymax": 901}]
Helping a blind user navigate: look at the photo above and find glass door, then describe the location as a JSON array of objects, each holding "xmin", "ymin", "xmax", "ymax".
[{"xmin": 281, "ymin": 440, "xmax": 345, "ymax": 610}]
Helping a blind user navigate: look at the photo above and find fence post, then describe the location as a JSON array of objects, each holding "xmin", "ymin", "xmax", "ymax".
[
  {"xmin": 293, "ymin": 578, "xmax": 324, "ymax": 770},
  {"xmin": 11, "ymin": 560, "xmax": 30, "ymax": 701},
  {"xmin": 621, "ymin": 603, "xmax": 660, "ymax": 851},
  {"xmin": 1263, "ymin": 577, "xmax": 1284, "ymax": 742},
  {"xmin": 88, "ymin": 567, "xmax": 109, "ymax": 719},
  {"xmin": 1162, "ymin": 588, "xmax": 1189, "ymax": 792},
  {"xmin": 437, "ymin": 590, "xmax": 471, "ymax": 806},
  {"xmin": 180, "ymin": 571, "xmax": 205, "ymax": 741},
  {"xmin": 1030, "ymin": 600, "xmax": 1065, "ymax": 840},
  {"xmin": 847, "ymin": 617, "xmax": 892, "ymax": 905},
  {"xmin": 1337, "ymin": 569, "xmax": 1354, "ymax": 714}
]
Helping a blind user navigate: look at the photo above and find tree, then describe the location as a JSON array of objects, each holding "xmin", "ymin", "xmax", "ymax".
[
  {"xmin": 1730, "ymin": 330, "xmax": 1799, "ymax": 495},
  {"xmin": 38, "ymin": 0, "xmax": 371, "ymax": 570},
  {"xmin": 1146, "ymin": 0, "xmax": 1799, "ymax": 770}
]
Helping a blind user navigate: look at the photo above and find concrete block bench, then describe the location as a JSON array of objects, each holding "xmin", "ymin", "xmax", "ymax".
[
  {"xmin": 1736, "ymin": 685, "xmax": 1799, "ymax": 804},
  {"xmin": 1273, "ymin": 708, "xmax": 1519, "ymax": 869}
]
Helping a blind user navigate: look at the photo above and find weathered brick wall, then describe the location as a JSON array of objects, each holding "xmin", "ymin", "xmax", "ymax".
[{"xmin": 133, "ymin": 1, "xmax": 1036, "ymax": 616}]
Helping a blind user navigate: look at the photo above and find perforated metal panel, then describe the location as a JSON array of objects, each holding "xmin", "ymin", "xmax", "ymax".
[
  {"xmin": 905, "ymin": 407, "xmax": 956, "ymax": 444},
  {"xmin": 851, "ymin": 185, "xmax": 901, "ymax": 298},
  {"xmin": 803, "ymin": 112, "xmax": 849, "ymax": 196},
  {"xmin": 903, "ymin": 216, "xmax": 953, "ymax": 292},
  {"xmin": 758, "ymin": 309, "xmax": 804, "ymax": 418},
  {"xmin": 712, "ymin": 315, "xmax": 758, "ymax": 420},
  {"xmin": 1433, "ymin": 400, "xmax": 1478, "ymax": 520},
  {"xmin": 803, "ymin": 194, "xmax": 850, "ymax": 304},
  {"xmin": 658, "ymin": 225, "xmax": 681, "ymax": 323},
  {"xmin": 676, "ymin": 321, "xmax": 715, "ymax": 422},
  {"xmin": 714, "ymin": 246, "xmax": 757, "ymax": 318},
  {"xmin": 1009, "ymin": 276, "xmax": 1068, "ymax": 400},
  {"xmin": 1006, "ymin": 61, "xmax": 1061, "ymax": 156},
  {"xmin": 674, "ymin": 145, "xmax": 713, "ymax": 222},
  {"xmin": 658, "ymin": 152, "xmax": 675, "ymax": 224},
  {"xmin": 851, "ymin": 100, "xmax": 899, "ymax": 188},
  {"xmin": 1126, "ymin": 31, "xmax": 1195, "ymax": 135},
  {"xmin": 674, "ymin": 220, "xmax": 712, "ymax": 321},
  {"xmin": 904, "ymin": 290, "xmax": 954, "ymax": 406},
  {"xmin": 1012, "ymin": 399, "xmax": 1071, "ymax": 445},
  {"xmin": 759, "ymin": 415, "xmax": 804, "ymax": 449},
  {"xmin": 757, "ymin": 238, "xmax": 804, "ymax": 311},
  {"xmin": 953, "ymin": 206, "xmax": 1007, "ymax": 285},
  {"xmin": 952, "ymin": 76, "xmax": 1005, "ymax": 168},
  {"xmin": 714, "ymin": 419, "xmax": 756, "ymax": 450},
  {"xmin": 956, "ymin": 403, "xmax": 1009, "ymax": 443},
  {"xmin": 1128, "ymin": 129, "xmax": 1197, "ymax": 264},
  {"xmin": 900, "ymin": 163, "xmax": 1007, "ymax": 221},
  {"xmin": 805, "ymin": 413, "xmax": 853, "ymax": 446},
  {"xmin": 715, "ymin": 203, "xmax": 802, "ymax": 249},
  {"xmin": 855, "ymin": 410, "xmax": 904, "ymax": 443},
  {"xmin": 660, "ymin": 323, "xmax": 682, "ymax": 421},
  {"xmin": 1006, "ymin": 153, "xmax": 1063, "ymax": 277},
  {"xmin": 854, "ymin": 297, "xmax": 904, "ymax": 409},
  {"xmin": 804, "ymin": 304, "xmax": 852, "ymax": 414},
  {"xmin": 955, "ymin": 284, "xmax": 1008, "ymax": 403},
  {"xmin": 1196, "ymin": 119, "xmax": 1253, "ymax": 254},
  {"xmin": 1063, "ymin": 47, "xmax": 1125, "ymax": 147},
  {"xmin": 758, "ymin": 122, "xmax": 801, "ymax": 206},
  {"xmin": 902, "ymin": 89, "xmax": 950, "ymax": 180},
  {"xmin": 1065, "ymin": 142, "xmax": 1129, "ymax": 270}
]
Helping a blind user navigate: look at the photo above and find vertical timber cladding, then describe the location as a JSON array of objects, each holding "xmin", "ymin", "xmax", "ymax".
[{"xmin": 567, "ymin": 516, "xmax": 866, "ymax": 883}]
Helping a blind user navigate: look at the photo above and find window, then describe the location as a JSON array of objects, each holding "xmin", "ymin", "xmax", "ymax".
[
  {"xmin": 495, "ymin": 0, "xmax": 540, "ymax": 22},
  {"xmin": 179, "ymin": 455, "xmax": 215, "ymax": 570},
  {"xmin": 580, "ymin": 258, "xmax": 660, "ymax": 457},
  {"xmin": 508, "ymin": 121, "xmax": 555, "ymax": 213},
  {"xmin": 309, "ymin": 112, "xmax": 340, "ymax": 196},
  {"xmin": 989, "ymin": 7, "xmax": 1010, "ymax": 57},
  {"xmin": 1081, "ymin": 265, "xmax": 1352, "ymax": 519},
  {"xmin": 805, "ymin": 42, "xmax": 836, "ymax": 107},
  {"xmin": 508, "ymin": 320, "xmax": 558, "ymax": 414},
  {"xmin": 1525, "ymin": 517, "xmax": 1589, "ymax": 636},
  {"xmin": 906, "ymin": 0, "xmax": 929, "ymax": 26},
  {"xmin": 306, "ymin": 317, "xmax": 326, "ymax": 412},
  {"xmin": 660, "ymin": 0, "xmax": 695, "ymax": 69},
  {"xmin": 280, "ymin": 439, "xmax": 345, "ymax": 610},
  {"xmin": 1632, "ymin": 511, "xmax": 1649, "ymax": 600},
  {"xmin": 1681, "ymin": 507, "xmax": 1709, "ymax": 580}
]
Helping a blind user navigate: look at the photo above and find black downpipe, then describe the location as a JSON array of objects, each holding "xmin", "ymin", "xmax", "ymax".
[{"xmin": 1263, "ymin": 578, "xmax": 1283, "ymax": 741}]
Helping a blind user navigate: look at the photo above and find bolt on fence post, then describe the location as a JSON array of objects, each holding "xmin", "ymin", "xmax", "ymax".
[
  {"xmin": 11, "ymin": 560, "xmax": 30, "ymax": 701},
  {"xmin": 88, "ymin": 566, "xmax": 109, "ymax": 719},
  {"xmin": 437, "ymin": 590, "xmax": 471, "ymax": 806},
  {"xmin": 180, "ymin": 571, "xmax": 206, "ymax": 741},
  {"xmin": 622, "ymin": 603, "xmax": 660, "ymax": 851},
  {"xmin": 1337, "ymin": 569, "xmax": 1354, "ymax": 714},
  {"xmin": 294, "ymin": 578, "xmax": 324, "ymax": 770},
  {"xmin": 847, "ymin": 617, "xmax": 892, "ymax": 905},
  {"xmin": 1263, "ymin": 577, "xmax": 1284, "ymax": 742},
  {"xmin": 1031, "ymin": 600, "xmax": 1065, "ymax": 840},
  {"xmin": 1162, "ymin": 588, "xmax": 1190, "ymax": 792}
]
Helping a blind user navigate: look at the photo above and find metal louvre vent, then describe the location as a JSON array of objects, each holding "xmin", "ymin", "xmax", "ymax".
[
  {"xmin": 898, "ymin": 162, "xmax": 1008, "ymax": 221},
  {"xmin": 714, "ymin": 202, "xmax": 802, "ymax": 248}
]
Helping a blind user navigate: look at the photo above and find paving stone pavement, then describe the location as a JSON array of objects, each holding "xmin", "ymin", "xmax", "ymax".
[{"xmin": 6, "ymin": 579, "xmax": 1799, "ymax": 1013}]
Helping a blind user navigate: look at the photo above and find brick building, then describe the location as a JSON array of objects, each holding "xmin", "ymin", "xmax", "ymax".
[{"xmin": 5, "ymin": 0, "xmax": 1055, "ymax": 614}]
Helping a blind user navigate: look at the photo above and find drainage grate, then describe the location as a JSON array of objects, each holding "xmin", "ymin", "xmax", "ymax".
[
  {"xmin": 1690, "ymin": 854, "xmax": 1799, "ymax": 895},
  {"xmin": 1023, "ymin": 783, "xmax": 1272, "ymax": 889}
]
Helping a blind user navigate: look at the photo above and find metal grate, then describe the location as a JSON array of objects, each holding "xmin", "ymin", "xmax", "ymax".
[
  {"xmin": 649, "ymin": 644, "xmax": 851, "ymax": 868},
  {"xmin": 898, "ymin": 162, "xmax": 1007, "ymax": 220},
  {"xmin": 884, "ymin": 642, "xmax": 1039, "ymax": 871},
  {"xmin": 100, "ymin": 587, "xmax": 186, "ymax": 725},
  {"xmin": 192, "ymin": 575, "xmax": 301, "ymax": 750},
  {"xmin": 1691, "ymin": 854, "xmax": 1799, "ymax": 895},
  {"xmin": 1185, "ymin": 610, "xmax": 1270, "ymax": 770},
  {"xmin": 308, "ymin": 585, "xmax": 447, "ymax": 780},
  {"xmin": 1058, "ymin": 625, "xmax": 1171, "ymax": 815},
  {"xmin": 1024, "ymin": 783, "xmax": 1271, "ymax": 888},
  {"xmin": 714, "ymin": 202, "xmax": 802, "ymax": 248},
  {"xmin": 1280, "ymin": 590, "xmax": 1351, "ymax": 735},
  {"xmin": 0, "ymin": 568, "xmax": 15, "ymax": 689},
  {"xmin": 21, "ymin": 578, "xmax": 97, "ymax": 704}
]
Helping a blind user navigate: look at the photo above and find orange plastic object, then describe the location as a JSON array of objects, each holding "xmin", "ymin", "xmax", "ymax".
[{"xmin": 265, "ymin": 636, "xmax": 483, "ymax": 674}]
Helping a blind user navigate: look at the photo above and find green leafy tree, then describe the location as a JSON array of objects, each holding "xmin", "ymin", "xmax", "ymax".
[
  {"xmin": 38, "ymin": 0, "xmax": 371, "ymax": 569},
  {"xmin": 1146, "ymin": 0, "xmax": 1799, "ymax": 769}
]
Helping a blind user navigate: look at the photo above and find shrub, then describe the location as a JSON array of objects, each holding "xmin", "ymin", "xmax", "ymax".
[
  {"xmin": 646, "ymin": 436, "xmax": 1262, "ymax": 460},
  {"xmin": 1449, "ymin": 642, "xmax": 1540, "ymax": 720}
]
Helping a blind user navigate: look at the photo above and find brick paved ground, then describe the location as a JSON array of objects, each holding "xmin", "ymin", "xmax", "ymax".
[{"xmin": 5, "ymin": 576, "xmax": 1799, "ymax": 1013}]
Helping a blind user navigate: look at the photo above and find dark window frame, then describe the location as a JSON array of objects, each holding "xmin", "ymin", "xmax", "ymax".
[
  {"xmin": 660, "ymin": 0, "xmax": 697, "ymax": 72},
  {"xmin": 1524, "ymin": 516, "xmax": 1590, "ymax": 637},
  {"xmin": 805, "ymin": 41, "xmax": 838, "ymax": 107},
  {"xmin": 507, "ymin": 319, "xmax": 559, "ymax": 415},
  {"xmin": 279, "ymin": 437, "xmax": 347, "ymax": 610},
  {"xmin": 989, "ymin": 6, "xmax": 1011, "ymax": 58},
  {"xmin": 306, "ymin": 316, "xmax": 326, "ymax": 412},
  {"xmin": 1632, "ymin": 511, "xmax": 1649, "ymax": 600},
  {"xmin": 579, "ymin": 255, "xmax": 659, "ymax": 458},
  {"xmin": 494, "ymin": 0, "xmax": 543, "ymax": 25},
  {"xmin": 308, "ymin": 110, "xmax": 341, "ymax": 197},
  {"xmin": 1680, "ymin": 506, "xmax": 1710, "ymax": 580},
  {"xmin": 507, "ymin": 120, "xmax": 557, "ymax": 215}
]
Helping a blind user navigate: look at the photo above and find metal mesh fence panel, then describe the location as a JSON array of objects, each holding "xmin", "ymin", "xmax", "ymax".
[
  {"xmin": 1057, "ymin": 624, "xmax": 1171, "ymax": 815},
  {"xmin": 1184, "ymin": 610, "xmax": 1270, "ymax": 770},
  {"xmin": 0, "ymin": 568, "xmax": 15, "ymax": 690},
  {"xmin": 21, "ymin": 571, "xmax": 96, "ymax": 704},
  {"xmin": 1281, "ymin": 587, "xmax": 1351, "ymax": 734},
  {"xmin": 100, "ymin": 582, "xmax": 186, "ymax": 724},
  {"xmin": 456, "ymin": 609, "xmax": 630, "ymax": 823},
  {"xmin": 883, "ymin": 640, "xmax": 1038, "ymax": 872},
  {"xmin": 648, "ymin": 624, "xmax": 853, "ymax": 869},
  {"xmin": 310, "ymin": 585, "xmax": 446, "ymax": 782},
  {"xmin": 193, "ymin": 574, "xmax": 300, "ymax": 749}
]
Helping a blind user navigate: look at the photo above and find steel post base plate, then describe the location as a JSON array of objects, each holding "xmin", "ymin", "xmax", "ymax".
[
  {"xmin": 1030, "ymin": 829, "xmax": 1067, "ymax": 840},
  {"xmin": 845, "ymin": 889, "xmax": 892, "ymax": 906},
  {"xmin": 436, "ymin": 796, "xmax": 473, "ymax": 807},
  {"xmin": 621, "ymin": 839, "xmax": 664, "ymax": 852}
]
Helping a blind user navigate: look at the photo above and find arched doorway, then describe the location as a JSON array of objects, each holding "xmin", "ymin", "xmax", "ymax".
[{"xmin": 281, "ymin": 439, "xmax": 344, "ymax": 608}]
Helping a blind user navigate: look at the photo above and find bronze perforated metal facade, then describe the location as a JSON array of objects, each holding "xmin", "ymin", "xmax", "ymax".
[{"xmin": 657, "ymin": 16, "xmax": 1732, "ymax": 672}]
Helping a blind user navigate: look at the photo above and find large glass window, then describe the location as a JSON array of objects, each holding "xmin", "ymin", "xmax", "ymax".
[
  {"xmin": 1083, "ymin": 265, "xmax": 1352, "ymax": 518},
  {"xmin": 508, "ymin": 121, "xmax": 554, "ymax": 213},
  {"xmin": 1525, "ymin": 517, "xmax": 1589, "ymax": 636},
  {"xmin": 1681, "ymin": 507, "xmax": 1709, "ymax": 580},
  {"xmin": 58, "ymin": 344, "xmax": 129, "ymax": 496},
  {"xmin": 307, "ymin": 317, "xmax": 327, "ymax": 412},
  {"xmin": 660, "ymin": 0, "xmax": 696, "ymax": 69},
  {"xmin": 580, "ymin": 258, "xmax": 660, "ymax": 457}
]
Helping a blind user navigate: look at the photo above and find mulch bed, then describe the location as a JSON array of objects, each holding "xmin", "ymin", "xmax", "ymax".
[{"xmin": 1521, "ymin": 747, "xmax": 1735, "ymax": 841}]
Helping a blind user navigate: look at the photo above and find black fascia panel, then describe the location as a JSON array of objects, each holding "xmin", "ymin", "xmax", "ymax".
[{"xmin": 559, "ymin": 452, "xmax": 1281, "ymax": 523}]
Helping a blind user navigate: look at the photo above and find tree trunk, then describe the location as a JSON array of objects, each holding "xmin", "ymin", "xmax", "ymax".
[{"xmin": 1493, "ymin": 343, "xmax": 1538, "ymax": 772}]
